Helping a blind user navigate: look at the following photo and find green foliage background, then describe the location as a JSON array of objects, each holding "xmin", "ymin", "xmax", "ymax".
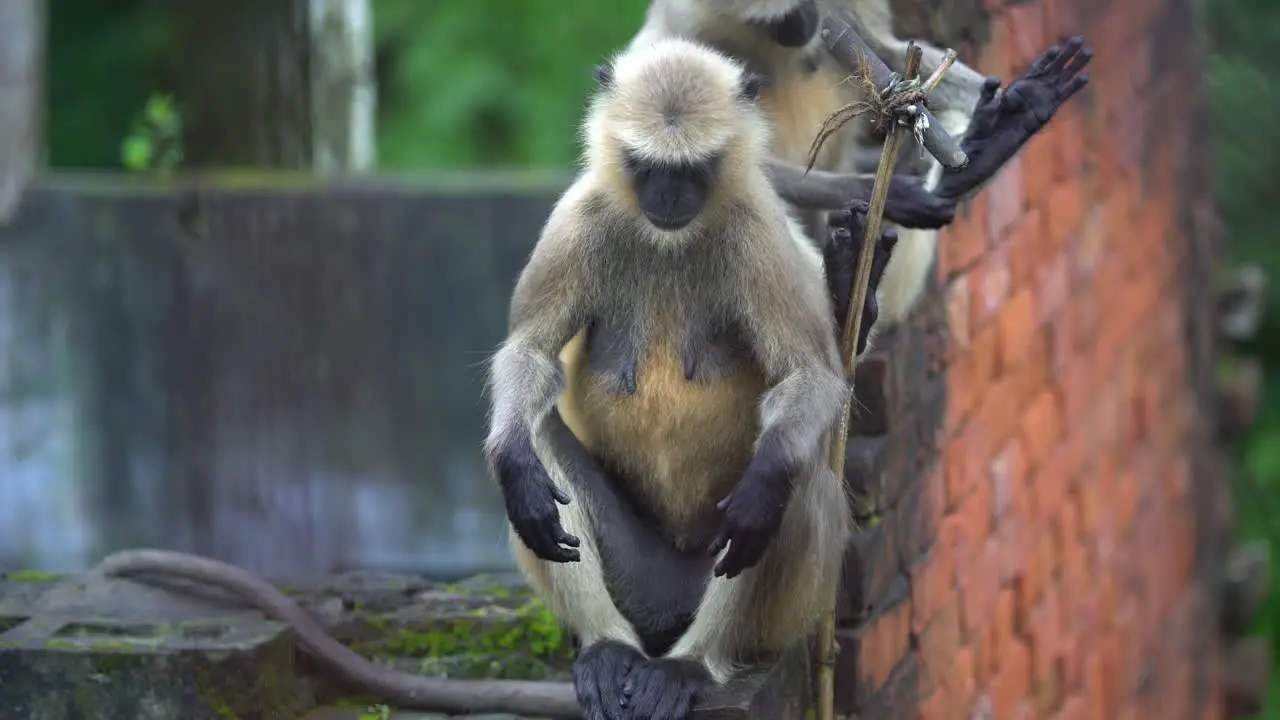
[
  {"xmin": 41, "ymin": 0, "xmax": 1280, "ymax": 715},
  {"xmin": 46, "ymin": 0, "xmax": 648, "ymax": 170}
]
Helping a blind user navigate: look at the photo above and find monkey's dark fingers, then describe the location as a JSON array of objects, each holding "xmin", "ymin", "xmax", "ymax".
[
  {"xmin": 707, "ymin": 528, "xmax": 731, "ymax": 558},
  {"xmin": 1043, "ymin": 36, "xmax": 1086, "ymax": 75},
  {"xmin": 712, "ymin": 536, "xmax": 760, "ymax": 579},
  {"xmin": 1028, "ymin": 45, "xmax": 1062, "ymax": 78},
  {"xmin": 1060, "ymin": 74, "xmax": 1089, "ymax": 102},
  {"xmin": 1058, "ymin": 48, "xmax": 1093, "ymax": 83},
  {"xmin": 549, "ymin": 483, "xmax": 572, "ymax": 505},
  {"xmin": 979, "ymin": 76, "xmax": 1001, "ymax": 104},
  {"xmin": 556, "ymin": 527, "xmax": 582, "ymax": 548}
]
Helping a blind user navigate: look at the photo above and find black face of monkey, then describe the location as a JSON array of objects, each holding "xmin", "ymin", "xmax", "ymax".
[
  {"xmin": 749, "ymin": 0, "xmax": 820, "ymax": 48},
  {"xmin": 624, "ymin": 152, "xmax": 723, "ymax": 231}
]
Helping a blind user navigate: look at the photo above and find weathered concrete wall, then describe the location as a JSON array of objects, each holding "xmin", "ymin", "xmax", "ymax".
[{"xmin": 0, "ymin": 172, "xmax": 571, "ymax": 577}]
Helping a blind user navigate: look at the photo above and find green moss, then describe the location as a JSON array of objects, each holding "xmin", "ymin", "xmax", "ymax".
[
  {"xmin": 3, "ymin": 570, "xmax": 63, "ymax": 582},
  {"xmin": 350, "ymin": 595, "xmax": 571, "ymax": 681}
]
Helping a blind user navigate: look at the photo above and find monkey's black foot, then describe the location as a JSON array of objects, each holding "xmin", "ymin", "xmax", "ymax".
[
  {"xmin": 749, "ymin": 0, "xmax": 819, "ymax": 48},
  {"xmin": 622, "ymin": 657, "xmax": 714, "ymax": 720},
  {"xmin": 824, "ymin": 200, "xmax": 900, "ymax": 355},
  {"xmin": 574, "ymin": 642, "xmax": 645, "ymax": 720},
  {"xmin": 935, "ymin": 35, "xmax": 1093, "ymax": 200},
  {"xmin": 884, "ymin": 174, "xmax": 956, "ymax": 229}
]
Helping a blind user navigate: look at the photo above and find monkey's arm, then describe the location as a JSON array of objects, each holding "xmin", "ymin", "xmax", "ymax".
[
  {"xmin": 765, "ymin": 160, "xmax": 956, "ymax": 229},
  {"xmin": 709, "ymin": 245, "xmax": 849, "ymax": 579},
  {"xmin": 485, "ymin": 216, "xmax": 594, "ymax": 565}
]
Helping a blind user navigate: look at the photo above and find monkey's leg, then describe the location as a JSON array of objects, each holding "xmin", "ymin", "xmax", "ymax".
[
  {"xmin": 508, "ymin": 450, "xmax": 646, "ymax": 720},
  {"xmin": 543, "ymin": 407, "xmax": 714, "ymax": 656},
  {"xmin": 623, "ymin": 462, "xmax": 851, "ymax": 719}
]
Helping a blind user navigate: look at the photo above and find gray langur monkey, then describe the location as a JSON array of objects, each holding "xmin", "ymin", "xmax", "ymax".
[
  {"xmin": 627, "ymin": 0, "xmax": 1092, "ymax": 347},
  {"xmin": 484, "ymin": 37, "xmax": 888, "ymax": 720}
]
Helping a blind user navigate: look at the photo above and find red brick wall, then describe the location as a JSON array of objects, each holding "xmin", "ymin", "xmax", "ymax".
[{"xmin": 835, "ymin": 0, "xmax": 1232, "ymax": 717}]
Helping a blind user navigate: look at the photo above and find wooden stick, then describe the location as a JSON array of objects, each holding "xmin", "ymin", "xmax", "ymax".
[
  {"xmin": 818, "ymin": 13, "xmax": 966, "ymax": 170},
  {"xmin": 814, "ymin": 42, "xmax": 925, "ymax": 720}
]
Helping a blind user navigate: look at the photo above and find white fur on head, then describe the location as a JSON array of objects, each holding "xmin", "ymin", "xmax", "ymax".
[
  {"xmin": 702, "ymin": 0, "xmax": 811, "ymax": 21},
  {"xmin": 583, "ymin": 37, "xmax": 771, "ymax": 171}
]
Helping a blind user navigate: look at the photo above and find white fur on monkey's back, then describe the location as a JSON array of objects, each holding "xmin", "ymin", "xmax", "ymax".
[{"xmin": 508, "ymin": 37, "xmax": 851, "ymax": 683}]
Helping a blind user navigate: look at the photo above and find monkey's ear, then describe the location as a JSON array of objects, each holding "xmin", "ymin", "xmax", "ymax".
[
  {"xmin": 594, "ymin": 64, "xmax": 614, "ymax": 89},
  {"xmin": 740, "ymin": 72, "xmax": 765, "ymax": 101}
]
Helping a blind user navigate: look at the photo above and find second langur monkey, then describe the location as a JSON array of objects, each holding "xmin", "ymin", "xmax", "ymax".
[
  {"xmin": 627, "ymin": 0, "xmax": 1092, "ymax": 347},
  {"xmin": 484, "ymin": 37, "xmax": 901, "ymax": 720}
]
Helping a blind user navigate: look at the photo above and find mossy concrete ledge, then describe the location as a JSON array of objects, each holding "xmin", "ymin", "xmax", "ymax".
[{"xmin": 0, "ymin": 570, "xmax": 811, "ymax": 719}]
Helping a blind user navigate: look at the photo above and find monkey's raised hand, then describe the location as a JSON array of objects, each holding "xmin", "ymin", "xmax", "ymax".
[
  {"xmin": 708, "ymin": 436, "xmax": 796, "ymax": 578},
  {"xmin": 825, "ymin": 200, "xmax": 900, "ymax": 355},
  {"xmin": 492, "ymin": 439, "xmax": 582, "ymax": 563},
  {"xmin": 934, "ymin": 36, "xmax": 1093, "ymax": 200}
]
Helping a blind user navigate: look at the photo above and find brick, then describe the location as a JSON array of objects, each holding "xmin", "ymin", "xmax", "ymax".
[
  {"xmin": 991, "ymin": 639, "xmax": 1032, "ymax": 719},
  {"xmin": 1006, "ymin": 204, "xmax": 1044, "ymax": 288},
  {"xmin": 909, "ymin": 547, "xmax": 954, "ymax": 634},
  {"xmin": 1027, "ymin": 587, "xmax": 1063, "ymax": 679},
  {"xmin": 1006, "ymin": 0, "xmax": 1047, "ymax": 71},
  {"xmin": 996, "ymin": 512, "xmax": 1030, "ymax": 582},
  {"xmin": 989, "ymin": 437, "xmax": 1027, "ymax": 519},
  {"xmin": 977, "ymin": 11, "xmax": 1012, "ymax": 77},
  {"xmin": 960, "ymin": 539, "xmax": 1001, "ymax": 638},
  {"xmin": 1021, "ymin": 131, "xmax": 1057, "ymax": 208},
  {"xmin": 1053, "ymin": 102, "xmax": 1088, "ymax": 182},
  {"xmin": 942, "ymin": 195, "xmax": 990, "ymax": 277},
  {"xmin": 1051, "ymin": 695, "xmax": 1088, "ymax": 720},
  {"xmin": 917, "ymin": 596, "xmax": 962, "ymax": 690},
  {"xmin": 858, "ymin": 600, "xmax": 912, "ymax": 693},
  {"xmin": 1021, "ymin": 387, "xmax": 1063, "ymax": 468},
  {"xmin": 945, "ymin": 277, "xmax": 971, "ymax": 352},
  {"xmin": 990, "ymin": 588, "xmax": 1016, "ymax": 674},
  {"xmin": 995, "ymin": 287, "xmax": 1037, "ymax": 373},
  {"xmin": 987, "ymin": 156, "xmax": 1025, "ymax": 242},
  {"xmin": 1083, "ymin": 651, "xmax": 1105, "ymax": 720},
  {"xmin": 970, "ymin": 246, "xmax": 1012, "ymax": 332},
  {"xmin": 1046, "ymin": 177, "xmax": 1087, "ymax": 250},
  {"xmin": 1036, "ymin": 249, "xmax": 1070, "ymax": 323}
]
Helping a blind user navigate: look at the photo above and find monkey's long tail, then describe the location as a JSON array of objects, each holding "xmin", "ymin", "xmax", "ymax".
[{"xmin": 93, "ymin": 549, "xmax": 582, "ymax": 718}]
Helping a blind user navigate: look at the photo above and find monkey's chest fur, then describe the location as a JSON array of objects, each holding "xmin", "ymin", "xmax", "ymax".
[{"xmin": 558, "ymin": 307, "xmax": 766, "ymax": 551}]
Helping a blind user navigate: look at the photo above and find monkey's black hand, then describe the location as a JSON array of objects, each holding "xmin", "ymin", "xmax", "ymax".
[
  {"xmin": 825, "ymin": 200, "xmax": 900, "ymax": 355},
  {"xmin": 575, "ymin": 641, "xmax": 644, "ymax": 720},
  {"xmin": 492, "ymin": 433, "xmax": 582, "ymax": 563},
  {"xmin": 708, "ymin": 436, "xmax": 796, "ymax": 578},
  {"xmin": 885, "ymin": 175, "xmax": 956, "ymax": 229},
  {"xmin": 623, "ymin": 657, "xmax": 714, "ymax": 720},
  {"xmin": 749, "ymin": 0, "xmax": 819, "ymax": 48},
  {"xmin": 935, "ymin": 36, "xmax": 1092, "ymax": 200}
]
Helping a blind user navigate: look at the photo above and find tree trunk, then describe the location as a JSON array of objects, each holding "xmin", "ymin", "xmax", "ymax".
[
  {"xmin": 0, "ymin": 0, "xmax": 45, "ymax": 222},
  {"xmin": 174, "ymin": 0, "xmax": 374, "ymax": 171}
]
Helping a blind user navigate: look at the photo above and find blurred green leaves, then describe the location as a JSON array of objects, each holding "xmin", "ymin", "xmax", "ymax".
[{"xmin": 49, "ymin": 0, "xmax": 646, "ymax": 171}]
